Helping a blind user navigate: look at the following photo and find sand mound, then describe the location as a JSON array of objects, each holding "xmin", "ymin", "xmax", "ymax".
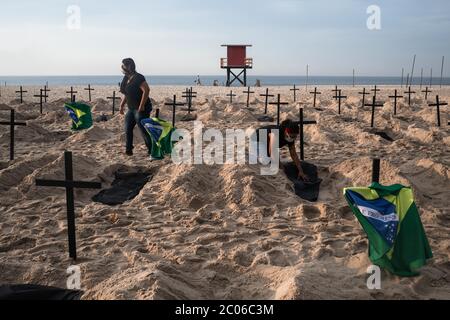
[
  {"xmin": 37, "ymin": 109, "xmax": 72, "ymax": 125},
  {"xmin": 0, "ymin": 122, "xmax": 70, "ymax": 144},
  {"xmin": 16, "ymin": 153, "xmax": 102, "ymax": 200},
  {"xmin": 404, "ymin": 124, "xmax": 439, "ymax": 144},
  {"xmin": 84, "ymin": 262, "xmax": 209, "ymax": 300},
  {"xmin": 197, "ymin": 109, "xmax": 218, "ymax": 122},
  {"xmin": 399, "ymin": 158, "xmax": 450, "ymax": 205},
  {"xmin": 92, "ymin": 100, "xmax": 113, "ymax": 113},
  {"xmin": 66, "ymin": 126, "xmax": 116, "ymax": 144},
  {"xmin": 0, "ymin": 104, "xmax": 11, "ymax": 111},
  {"xmin": 328, "ymin": 156, "xmax": 409, "ymax": 187},
  {"xmin": 222, "ymin": 106, "xmax": 256, "ymax": 123},
  {"xmin": 0, "ymin": 154, "xmax": 59, "ymax": 193}
]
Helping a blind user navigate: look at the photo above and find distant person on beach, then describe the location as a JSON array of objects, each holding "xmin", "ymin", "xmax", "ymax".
[
  {"xmin": 119, "ymin": 58, "xmax": 153, "ymax": 158},
  {"xmin": 256, "ymin": 119, "xmax": 310, "ymax": 181},
  {"xmin": 195, "ymin": 75, "xmax": 202, "ymax": 86}
]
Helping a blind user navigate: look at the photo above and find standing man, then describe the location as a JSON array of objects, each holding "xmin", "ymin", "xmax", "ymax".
[{"xmin": 119, "ymin": 58, "xmax": 153, "ymax": 158}]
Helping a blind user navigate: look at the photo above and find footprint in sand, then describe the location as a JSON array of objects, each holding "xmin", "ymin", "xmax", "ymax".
[
  {"xmin": 232, "ymin": 248, "xmax": 255, "ymax": 267},
  {"xmin": 189, "ymin": 197, "xmax": 204, "ymax": 210},
  {"xmin": 266, "ymin": 249, "xmax": 292, "ymax": 267},
  {"xmin": 325, "ymin": 239, "xmax": 348, "ymax": 258},
  {"xmin": 0, "ymin": 237, "xmax": 36, "ymax": 253},
  {"xmin": 303, "ymin": 205, "xmax": 321, "ymax": 220},
  {"xmin": 337, "ymin": 206, "xmax": 354, "ymax": 221}
]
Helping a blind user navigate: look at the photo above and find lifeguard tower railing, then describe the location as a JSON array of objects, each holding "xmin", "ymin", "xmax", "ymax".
[{"xmin": 221, "ymin": 58, "xmax": 253, "ymax": 69}]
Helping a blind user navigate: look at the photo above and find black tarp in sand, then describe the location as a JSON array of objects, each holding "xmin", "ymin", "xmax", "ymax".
[
  {"xmin": 282, "ymin": 161, "xmax": 322, "ymax": 202},
  {"xmin": 92, "ymin": 171, "xmax": 152, "ymax": 205},
  {"xmin": 256, "ymin": 115, "xmax": 275, "ymax": 122},
  {"xmin": 0, "ymin": 284, "xmax": 82, "ymax": 300}
]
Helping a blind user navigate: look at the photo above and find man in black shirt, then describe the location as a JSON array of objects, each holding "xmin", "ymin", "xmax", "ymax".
[{"xmin": 119, "ymin": 58, "xmax": 153, "ymax": 157}]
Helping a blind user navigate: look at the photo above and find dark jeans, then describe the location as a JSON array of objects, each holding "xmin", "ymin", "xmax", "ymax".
[{"xmin": 125, "ymin": 106, "xmax": 152, "ymax": 154}]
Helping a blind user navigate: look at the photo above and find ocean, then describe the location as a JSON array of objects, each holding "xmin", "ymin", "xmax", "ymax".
[{"xmin": 0, "ymin": 75, "xmax": 449, "ymax": 87}]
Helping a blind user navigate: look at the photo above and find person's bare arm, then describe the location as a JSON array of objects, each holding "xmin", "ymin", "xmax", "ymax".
[
  {"xmin": 120, "ymin": 96, "xmax": 127, "ymax": 115},
  {"xmin": 289, "ymin": 144, "xmax": 309, "ymax": 181},
  {"xmin": 138, "ymin": 81, "xmax": 150, "ymax": 112},
  {"xmin": 268, "ymin": 132, "xmax": 275, "ymax": 158}
]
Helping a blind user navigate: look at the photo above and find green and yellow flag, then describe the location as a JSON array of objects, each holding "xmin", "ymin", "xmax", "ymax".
[
  {"xmin": 344, "ymin": 183, "xmax": 432, "ymax": 277},
  {"xmin": 140, "ymin": 117, "xmax": 175, "ymax": 159},
  {"xmin": 64, "ymin": 102, "xmax": 93, "ymax": 131}
]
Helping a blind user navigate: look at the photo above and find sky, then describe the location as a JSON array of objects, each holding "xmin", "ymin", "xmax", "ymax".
[{"xmin": 0, "ymin": 0, "xmax": 449, "ymax": 76}]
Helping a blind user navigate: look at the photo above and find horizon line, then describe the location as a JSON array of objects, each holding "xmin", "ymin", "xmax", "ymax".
[{"xmin": 0, "ymin": 74, "xmax": 437, "ymax": 78}]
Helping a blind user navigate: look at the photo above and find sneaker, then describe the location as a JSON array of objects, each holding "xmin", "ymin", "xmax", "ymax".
[
  {"xmin": 125, "ymin": 150, "xmax": 133, "ymax": 156},
  {"xmin": 149, "ymin": 155, "xmax": 156, "ymax": 161}
]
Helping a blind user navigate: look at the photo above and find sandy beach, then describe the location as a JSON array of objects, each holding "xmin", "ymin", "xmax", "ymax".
[{"xmin": 0, "ymin": 84, "xmax": 449, "ymax": 299}]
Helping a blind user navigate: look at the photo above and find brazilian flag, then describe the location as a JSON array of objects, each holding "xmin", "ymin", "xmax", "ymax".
[
  {"xmin": 344, "ymin": 183, "xmax": 432, "ymax": 277},
  {"xmin": 141, "ymin": 118, "xmax": 175, "ymax": 160},
  {"xmin": 64, "ymin": 102, "xmax": 93, "ymax": 131}
]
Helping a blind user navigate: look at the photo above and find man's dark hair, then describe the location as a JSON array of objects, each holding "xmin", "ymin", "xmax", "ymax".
[
  {"xmin": 122, "ymin": 58, "xmax": 136, "ymax": 74},
  {"xmin": 280, "ymin": 119, "xmax": 300, "ymax": 134}
]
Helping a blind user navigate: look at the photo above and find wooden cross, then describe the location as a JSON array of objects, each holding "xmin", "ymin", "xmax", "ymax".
[
  {"xmin": 352, "ymin": 69, "xmax": 356, "ymax": 87},
  {"xmin": 269, "ymin": 94, "xmax": 289, "ymax": 127},
  {"xmin": 107, "ymin": 91, "xmax": 121, "ymax": 115},
  {"xmin": 299, "ymin": 108, "xmax": 317, "ymax": 161},
  {"xmin": 84, "ymin": 84, "xmax": 95, "ymax": 102},
  {"xmin": 66, "ymin": 87, "xmax": 78, "ymax": 102},
  {"xmin": 404, "ymin": 86, "xmax": 416, "ymax": 107},
  {"xmin": 290, "ymin": 84, "xmax": 300, "ymax": 102},
  {"xmin": 309, "ymin": 87, "xmax": 322, "ymax": 108},
  {"xmin": 371, "ymin": 85, "xmax": 381, "ymax": 100},
  {"xmin": 401, "ymin": 68, "xmax": 404, "ymax": 88},
  {"xmin": 420, "ymin": 68, "xmax": 424, "ymax": 90},
  {"xmin": 34, "ymin": 89, "xmax": 48, "ymax": 114},
  {"xmin": 182, "ymin": 88, "xmax": 189, "ymax": 104},
  {"xmin": 358, "ymin": 88, "xmax": 370, "ymax": 108},
  {"xmin": 165, "ymin": 95, "xmax": 185, "ymax": 127},
  {"xmin": 0, "ymin": 110, "xmax": 27, "ymax": 161},
  {"xmin": 429, "ymin": 68, "xmax": 433, "ymax": 88},
  {"xmin": 365, "ymin": 96, "xmax": 384, "ymax": 128},
  {"xmin": 332, "ymin": 85, "xmax": 340, "ymax": 101},
  {"xmin": 243, "ymin": 86, "xmax": 255, "ymax": 108},
  {"xmin": 421, "ymin": 87, "xmax": 432, "ymax": 101},
  {"xmin": 43, "ymin": 85, "xmax": 50, "ymax": 103},
  {"xmin": 15, "ymin": 86, "xmax": 28, "ymax": 104},
  {"xmin": 35, "ymin": 151, "xmax": 102, "ymax": 260},
  {"xmin": 333, "ymin": 90, "xmax": 347, "ymax": 114},
  {"xmin": 428, "ymin": 95, "xmax": 447, "ymax": 127},
  {"xmin": 182, "ymin": 88, "xmax": 197, "ymax": 113},
  {"xmin": 372, "ymin": 158, "xmax": 381, "ymax": 183},
  {"xmin": 388, "ymin": 89, "xmax": 403, "ymax": 116},
  {"xmin": 260, "ymin": 88, "xmax": 274, "ymax": 114},
  {"xmin": 226, "ymin": 90, "xmax": 236, "ymax": 104}
]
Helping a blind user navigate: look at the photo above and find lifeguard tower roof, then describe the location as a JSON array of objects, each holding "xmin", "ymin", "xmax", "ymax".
[{"xmin": 221, "ymin": 44, "xmax": 252, "ymax": 47}]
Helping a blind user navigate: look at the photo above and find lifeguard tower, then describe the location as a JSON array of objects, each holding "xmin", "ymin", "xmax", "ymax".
[{"xmin": 221, "ymin": 44, "xmax": 253, "ymax": 87}]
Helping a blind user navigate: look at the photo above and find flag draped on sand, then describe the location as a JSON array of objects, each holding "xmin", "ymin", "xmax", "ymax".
[
  {"xmin": 141, "ymin": 118, "xmax": 175, "ymax": 159},
  {"xmin": 344, "ymin": 183, "xmax": 432, "ymax": 277},
  {"xmin": 64, "ymin": 102, "xmax": 93, "ymax": 130}
]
